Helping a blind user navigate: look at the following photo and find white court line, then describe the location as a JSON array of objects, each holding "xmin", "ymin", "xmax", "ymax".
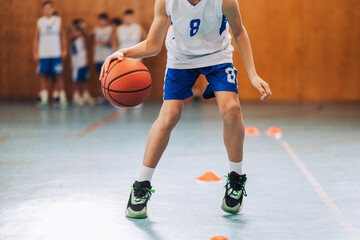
[{"xmin": 281, "ymin": 139, "xmax": 360, "ymax": 240}]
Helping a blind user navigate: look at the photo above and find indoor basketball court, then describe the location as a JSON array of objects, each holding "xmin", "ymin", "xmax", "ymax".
[{"xmin": 1, "ymin": 0, "xmax": 359, "ymax": 240}]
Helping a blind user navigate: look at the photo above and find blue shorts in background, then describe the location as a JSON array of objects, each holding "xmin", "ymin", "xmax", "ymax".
[
  {"xmin": 95, "ymin": 62, "xmax": 103, "ymax": 74},
  {"xmin": 38, "ymin": 57, "xmax": 63, "ymax": 76},
  {"xmin": 72, "ymin": 66, "xmax": 88, "ymax": 83},
  {"xmin": 163, "ymin": 63, "xmax": 238, "ymax": 100}
]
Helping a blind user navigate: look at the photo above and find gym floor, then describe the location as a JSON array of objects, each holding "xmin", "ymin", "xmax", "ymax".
[{"xmin": 0, "ymin": 101, "xmax": 359, "ymax": 240}]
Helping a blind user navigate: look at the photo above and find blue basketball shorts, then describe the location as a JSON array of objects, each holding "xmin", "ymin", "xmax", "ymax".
[
  {"xmin": 72, "ymin": 66, "xmax": 88, "ymax": 83},
  {"xmin": 163, "ymin": 63, "xmax": 238, "ymax": 100},
  {"xmin": 95, "ymin": 62, "xmax": 103, "ymax": 73},
  {"xmin": 38, "ymin": 57, "xmax": 63, "ymax": 76}
]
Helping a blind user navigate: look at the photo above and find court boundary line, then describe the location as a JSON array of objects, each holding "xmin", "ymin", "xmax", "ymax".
[
  {"xmin": 76, "ymin": 111, "xmax": 123, "ymax": 138},
  {"xmin": 281, "ymin": 139, "xmax": 360, "ymax": 240}
]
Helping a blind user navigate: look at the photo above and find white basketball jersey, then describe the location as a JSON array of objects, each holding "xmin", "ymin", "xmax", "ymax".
[
  {"xmin": 116, "ymin": 23, "xmax": 142, "ymax": 49},
  {"xmin": 71, "ymin": 37, "xmax": 87, "ymax": 71},
  {"xmin": 165, "ymin": 0, "xmax": 234, "ymax": 69},
  {"xmin": 37, "ymin": 16, "xmax": 62, "ymax": 58},
  {"xmin": 94, "ymin": 26, "xmax": 113, "ymax": 62}
]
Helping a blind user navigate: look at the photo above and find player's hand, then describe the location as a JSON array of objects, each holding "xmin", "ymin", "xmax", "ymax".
[
  {"xmin": 250, "ymin": 75, "xmax": 272, "ymax": 100},
  {"xmin": 99, "ymin": 51, "xmax": 124, "ymax": 81}
]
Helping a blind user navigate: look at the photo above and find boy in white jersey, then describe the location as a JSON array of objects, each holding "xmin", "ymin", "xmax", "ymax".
[
  {"xmin": 113, "ymin": 9, "xmax": 147, "ymax": 61},
  {"xmin": 94, "ymin": 13, "xmax": 113, "ymax": 75},
  {"xmin": 69, "ymin": 19, "xmax": 94, "ymax": 106},
  {"xmin": 100, "ymin": 0, "xmax": 272, "ymax": 218},
  {"xmin": 34, "ymin": 1, "xmax": 68, "ymax": 109}
]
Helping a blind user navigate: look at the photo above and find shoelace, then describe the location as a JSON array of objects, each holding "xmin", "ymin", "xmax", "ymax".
[
  {"xmin": 224, "ymin": 176, "xmax": 247, "ymax": 197},
  {"xmin": 134, "ymin": 187, "xmax": 156, "ymax": 202}
]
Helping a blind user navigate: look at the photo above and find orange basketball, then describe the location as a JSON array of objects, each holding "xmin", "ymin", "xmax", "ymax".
[{"xmin": 101, "ymin": 58, "xmax": 152, "ymax": 107}]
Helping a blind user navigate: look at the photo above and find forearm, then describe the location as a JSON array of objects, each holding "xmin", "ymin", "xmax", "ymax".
[
  {"xmin": 234, "ymin": 28, "xmax": 257, "ymax": 79},
  {"xmin": 120, "ymin": 40, "xmax": 160, "ymax": 59}
]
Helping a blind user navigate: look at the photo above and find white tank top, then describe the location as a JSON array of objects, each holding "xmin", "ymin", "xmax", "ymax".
[
  {"xmin": 37, "ymin": 16, "xmax": 62, "ymax": 58},
  {"xmin": 71, "ymin": 37, "xmax": 87, "ymax": 70},
  {"xmin": 165, "ymin": 0, "xmax": 234, "ymax": 69},
  {"xmin": 94, "ymin": 26, "xmax": 113, "ymax": 62},
  {"xmin": 116, "ymin": 23, "xmax": 142, "ymax": 49}
]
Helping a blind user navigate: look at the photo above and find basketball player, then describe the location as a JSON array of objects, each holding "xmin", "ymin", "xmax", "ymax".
[
  {"xmin": 100, "ymin": 0, "xmax": 272, "ymax": 218},
  {"xmin": 113, "ymin": 9, "xmax": 147, "ymax": 61},
  {"xmin": 69, "ymin": 20, "xmax": 94, "ymax": 106},
  {"xmin": 94, "ymin": 13, "xmax": 113, "ymax": 75},
  {"xmin": 34, "ymin": 1, "xmax": 68, "ymax": 109}
]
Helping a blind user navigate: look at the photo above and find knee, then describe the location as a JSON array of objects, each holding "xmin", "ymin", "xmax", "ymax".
[
  {"xmin": 221, "ymin": 103, "xmax": 243, "ymax": 125},
  {"xmin": 159, "ymin": 109, "xmax": 181, "ymax": 130}
]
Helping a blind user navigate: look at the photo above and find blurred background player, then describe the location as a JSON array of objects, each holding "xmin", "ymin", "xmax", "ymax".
[
  {"xmin": 93, "ymin": 13, "xmax": 113, "ymax": 103},
  {"xmin": 33, "ymin": 1, "xmax": 68, "ymax": 109},
  {"xmin": 111, "ymin": 17, "xmax": 122, "ymax": 30},
  {"xmin": 69, "ymin": 19, "xmax": 94, "ymax": 106},
  {"xmin": 93, "ymin": 13, "xmax": 113, "ymax": 76},
  {"xmin": 113, "ymin": 9, "xmax": 147, "ymax": 62}
]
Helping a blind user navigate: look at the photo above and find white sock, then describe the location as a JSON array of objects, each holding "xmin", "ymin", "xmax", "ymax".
[
  {"xmin": 59, "ymin": 91, "xmax": 67, "ymax": 101},
  {"xmin": 52, "ymin": 90, "xmax": 59, "ymax": 99},
  {"xmin": 229, "ymin": 161, "xmax": 243, "ymax": 175},
  {"xmin": 138, "ymin": 165, "xmax": 155, "ymax": 182},
  {"xmin": 40, "ymin": 90, "xmax": 48, "ymax": 102},
  {"xmin": 83, "ymin": 90, "xmax": 91, "ymax": 100}
]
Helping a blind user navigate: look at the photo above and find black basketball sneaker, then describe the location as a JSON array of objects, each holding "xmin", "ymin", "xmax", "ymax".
[
  {"xmin": 221, "ymin": 171, "xmax": 247, "ymax": 214},
  {"xmin": 125, "ymin": 180, "xmax": 155, "ymax": 218}
]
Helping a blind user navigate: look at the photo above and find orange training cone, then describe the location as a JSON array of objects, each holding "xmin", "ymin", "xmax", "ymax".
[
  {"xmin": 266, "ymin": 126, "xmax": 283, "ymax": 139},
  {"xmin": 197, "ymin": 171, "xmax": 223, "ymax": 181},
  {"xmin": 245, "ymin": 126, "xmax": 260, "ymax": 136},
  {"xmin": 210, "ymin": 236, "xmax": 229, "ymax": 240}
]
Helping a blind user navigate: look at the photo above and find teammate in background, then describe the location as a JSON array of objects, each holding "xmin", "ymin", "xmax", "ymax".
[
  {"xmin": 113, "ymin": 9, "xmax": 147, "ymax": 61},
  {"xmin": 101, "ymin": 0, "xmax": 272, "ymax": 219},
  {"xmin": 74, "ymin": 18, "xmax": 92, "ymax": 38},
  {"xmin": 94, "ymin": 13, "xmax": 113, "ymax": 104},
  {"xmin": 33, "ymin": 1, "xmax": 68, "ymax": 109},
  {"xmin": 69, "ymin": 19, "xmax": 94, "ymax": 106},
  {"xmin": 110, "ymin": 18, "xmax": 122, "ymax": 51},
  {"xmin": 94, "ymin": 13, "xmax": 113, "ymax": 76},
  {"xmin": 111, "ymin": 17, "xmax": 122, "ymax": 30}
]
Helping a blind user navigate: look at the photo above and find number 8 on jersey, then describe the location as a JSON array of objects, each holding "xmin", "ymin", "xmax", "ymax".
[{"xmin": 190, "ymin": 19, "xmax": 201, "ymax": 37}]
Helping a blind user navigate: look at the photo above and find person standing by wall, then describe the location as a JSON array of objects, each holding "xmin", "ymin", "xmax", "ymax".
[
  {"xmin": 114, "ymin": 9, "xmax": 147, "ymax": 62},
  {"xmin": 93, "ymin": 13, "xmax": 113, "ymax": 76},
  {"xmin": 33, "ymin": 1, "xmax": 68, "ymax": 109},
  {"xmin": 69, "ymin": 19, "xmax": 94, "ymax": 106}
]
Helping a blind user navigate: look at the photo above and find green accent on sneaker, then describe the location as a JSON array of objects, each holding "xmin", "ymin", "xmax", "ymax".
[
  {"xmin": 60, "ymin": 100, "xmax": 69, "ymax": 110},
  {"xmin": 125, "ymin": 206, "xmax": 148, "ymax": 219},
  {"xmin": 221, "ymin": 199, "xmax": 242, "ymax": 214},
  {"xmin": 221, "ymin": 173, "xmax": 247, "ymax": 214},
  {"xmin": 125, "ymin": 182, "xmax": 154, "ymax": 219},
  {"xmin": 37, "ymin": 101, "xmax": 48, "ymax": 109}
]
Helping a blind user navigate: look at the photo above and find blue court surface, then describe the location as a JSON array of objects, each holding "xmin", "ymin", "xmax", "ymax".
[{"xmin": 0, "ymin": 101, "xmax": 359, "ymax": 240}]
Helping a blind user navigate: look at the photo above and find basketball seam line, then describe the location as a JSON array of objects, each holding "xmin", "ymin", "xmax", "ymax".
[
  {"xmin": 106, "ymin": 69, "xmax": 150, "ymax": 90},
  {"xmin": 107, "ymin": 92, "xmax": 138, "ymax": 107},
  {"xmin": 106, "ymin": 69, "xmax": 150, "ymax": 107},
  {"xmin": 103, "ymin": 60, "xmax": 121, "ymax": 100},
  {"xmin": 102, "ymin": 84, "xmax": 152, "ymax": 93}
]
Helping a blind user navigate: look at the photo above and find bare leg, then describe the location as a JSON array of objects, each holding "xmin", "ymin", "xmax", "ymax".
[
  {"xmin": 143, "ymin": 100, "xmax": 184, "ymax": 168},
  {"xmin": 39, "ymin": 74, "xmax": 48, "ymax": 91},
  {"xmin": 215, "ymin": 91, "xmax": 245, "ymax": 163},
  {"xmin": 55, "ymin": 74, "xmax": 65, "ymax": 91}
]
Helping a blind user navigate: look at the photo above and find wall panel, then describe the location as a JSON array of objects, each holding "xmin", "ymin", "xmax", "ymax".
[{"xmin": 0, "ymin": 0, "xmax": 359, "ymax": 101}]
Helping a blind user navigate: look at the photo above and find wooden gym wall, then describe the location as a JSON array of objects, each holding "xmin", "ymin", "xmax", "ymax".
[{"xmin": 0, "ymin": 0, "xmax": 359, "ymax": 101}]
